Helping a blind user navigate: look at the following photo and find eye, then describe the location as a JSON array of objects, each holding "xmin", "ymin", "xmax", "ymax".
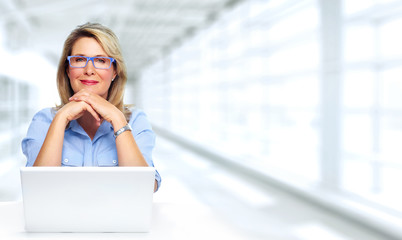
[
  {"xmin": 95, "ymin": 58, "xmax": 107, "ymax": 64},
  {"xmin": 74, "ymin": 57, "xmax": 87, "ymax": 62}
]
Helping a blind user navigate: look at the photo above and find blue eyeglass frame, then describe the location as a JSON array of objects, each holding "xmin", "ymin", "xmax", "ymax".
[{"xmin": 67, "ymin": 56, "xmax": 116, "ymax": 69}]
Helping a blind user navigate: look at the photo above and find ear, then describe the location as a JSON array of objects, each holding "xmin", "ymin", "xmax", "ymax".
[
  {"xmin": 113, "ymin": 69, "xmax": 117, "ymax": 81},
  {"xmin": 112, "ymin": 70, "xmax": 117, "ymax": 81}
]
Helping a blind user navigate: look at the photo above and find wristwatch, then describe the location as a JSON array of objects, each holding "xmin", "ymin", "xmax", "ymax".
[{"xmin": 114, "ymin": 124, "xmax": 132, "ymax": 138}]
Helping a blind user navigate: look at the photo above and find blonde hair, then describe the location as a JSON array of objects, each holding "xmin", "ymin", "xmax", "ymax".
[{"xmin": 56, "ymin": 22, "xmax": 131, "ymax": 119}]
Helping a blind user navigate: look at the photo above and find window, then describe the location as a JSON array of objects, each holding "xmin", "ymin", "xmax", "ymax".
[
  {"xmin": 137, "ymin": 0, "xmax": 321, "ymax": 183},
  {"xmin": 134, "ymin": 0, "xmax": 402, "ymax": 224},
  {"xmin": 342, "ymin": 0, "xmax": 402, "ymax": 213}
]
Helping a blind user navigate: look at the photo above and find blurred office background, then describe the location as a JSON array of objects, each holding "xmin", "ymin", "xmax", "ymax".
[{"xmin": 1, "ymin": 0, "xmax": 402, "ymax": 239}]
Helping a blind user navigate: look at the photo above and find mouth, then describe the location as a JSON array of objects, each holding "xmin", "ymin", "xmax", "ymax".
[{"xmin": 80, "ymin": 80, "xmax": 98, "ymax": 86}]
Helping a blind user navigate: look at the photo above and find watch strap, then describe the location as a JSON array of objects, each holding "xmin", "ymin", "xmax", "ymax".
[{"xmin": 114, "ymin": 124, "xmax": 132, "ymax": 138}]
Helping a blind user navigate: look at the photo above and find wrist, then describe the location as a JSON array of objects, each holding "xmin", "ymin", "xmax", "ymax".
[
  {"xmin": 54, "ymin": 110, "xmax": 70, "ymax": 127},
  {"xmin": 111, "ymin": 112, "xmax": 127, "ymax": 130}
]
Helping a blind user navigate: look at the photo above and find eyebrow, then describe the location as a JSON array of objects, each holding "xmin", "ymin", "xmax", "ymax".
[{"xmin": 72, "ymin": 54, "xmax": 108, "ymax": 57}]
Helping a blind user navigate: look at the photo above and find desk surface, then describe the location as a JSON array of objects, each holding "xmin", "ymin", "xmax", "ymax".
[{"xmin": 0, "ymin": 201, "xmax": 250, "ymax": 240}]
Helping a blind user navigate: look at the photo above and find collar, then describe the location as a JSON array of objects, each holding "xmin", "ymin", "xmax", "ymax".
[{"xmin": 67, "ymin": 119, "xmax": 113, "ymax": 141}]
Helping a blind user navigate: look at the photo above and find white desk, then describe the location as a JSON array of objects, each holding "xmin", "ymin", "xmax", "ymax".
[{"xmin": 0, "ymin": 201, "xmax": 250, "ymax": 240}]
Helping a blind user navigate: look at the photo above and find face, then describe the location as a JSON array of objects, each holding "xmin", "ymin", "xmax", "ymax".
[{"xmin": 67, "ymin": 37, "xmax": 117, "ymax": 99}]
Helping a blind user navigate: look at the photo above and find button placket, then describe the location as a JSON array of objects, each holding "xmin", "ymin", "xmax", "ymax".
[{"xmin": 83, "ymin": 139, "xmax": 94, "ymax": 166}]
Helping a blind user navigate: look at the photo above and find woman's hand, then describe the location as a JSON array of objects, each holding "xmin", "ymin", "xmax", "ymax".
[
  {"xmin": 58, "ymin": 100, "xmax": 101, "ymax": 125},
  {"xmin": 68, "ymin": 89, "xmax": 127, "ymax": 129}
]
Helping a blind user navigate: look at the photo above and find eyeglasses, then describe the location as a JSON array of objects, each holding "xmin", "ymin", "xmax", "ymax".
[{"xmin": 67, "ymin": 56, "xmax": 116, "ymax": 69}]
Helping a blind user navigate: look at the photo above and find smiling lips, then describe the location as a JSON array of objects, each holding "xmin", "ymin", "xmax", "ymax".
[{"xmin": 80, "ymin": 80, "xmax": 98, "ymax": 85}]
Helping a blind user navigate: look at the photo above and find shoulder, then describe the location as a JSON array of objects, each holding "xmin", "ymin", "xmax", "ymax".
[
  {"xmin": 127, "ymin": 107, "xmax": 154, "ymax": 132},
  {"xmin": 23, "ymin": 108, "xmax": 55, "ymax": 140},
  {"xmin": 31, "ymin": 107, "xmax": 56, "ymax": 123},
  {"xmin": 129, "ymin": 107, "xmax": 148, "ymax": 121}
]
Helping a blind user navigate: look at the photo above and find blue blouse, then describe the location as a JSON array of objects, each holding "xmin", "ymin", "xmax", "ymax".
[{"xmin": 21, "ymin": 107, "xmax": 161, "ymax": 191}]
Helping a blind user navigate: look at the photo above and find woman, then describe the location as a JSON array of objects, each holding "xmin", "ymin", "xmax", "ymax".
[{"xmin": 21, "ymin": 23, "xmax": 161, "ymax": 192}]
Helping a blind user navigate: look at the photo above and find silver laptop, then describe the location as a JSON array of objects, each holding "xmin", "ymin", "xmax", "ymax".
[{"xmin": 20, "ymin": 167, "xmax": 155, "ymax": 232}]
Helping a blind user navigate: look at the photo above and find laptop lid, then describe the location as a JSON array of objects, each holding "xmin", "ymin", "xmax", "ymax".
[{"xmin": 20, "ymin": 167, "xmax": 155, "ymax": 232}]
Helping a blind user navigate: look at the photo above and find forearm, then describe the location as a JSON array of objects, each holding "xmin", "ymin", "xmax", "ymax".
[
  {"xmin": 115, "ymin": 132, "xmax": 149, "ymax": 167},
  {"xmin": 33, "ymin": 113, "xmax": 68, "ymax": 166},
  {"xmin": 112, "ymin": 117, "xmax": 148, "ymax": 167}
]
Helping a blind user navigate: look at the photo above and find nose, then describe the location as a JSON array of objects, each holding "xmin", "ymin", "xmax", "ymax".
[{"xmin": 84, "ymin": 59, "xmax": 96, "ymax": 75}]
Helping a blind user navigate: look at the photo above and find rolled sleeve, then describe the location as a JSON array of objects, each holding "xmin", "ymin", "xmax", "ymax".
[{"xmin": 21, "ymin": 108, "xmax": 53, "ymax": 167}]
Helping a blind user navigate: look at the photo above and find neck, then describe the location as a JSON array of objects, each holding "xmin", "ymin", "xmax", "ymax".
[{"xmin": 77, "ymin": 111, "xmax": 101, "ymax": 140}]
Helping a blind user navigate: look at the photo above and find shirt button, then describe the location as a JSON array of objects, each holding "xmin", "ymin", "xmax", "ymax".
[
  {"xmin": 112, "ymin": 160, "xmax": 117, "ymax": 164},
  {"xmin": 64, "ymin": 159, "xmax": 69, "ymax": 163}
]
